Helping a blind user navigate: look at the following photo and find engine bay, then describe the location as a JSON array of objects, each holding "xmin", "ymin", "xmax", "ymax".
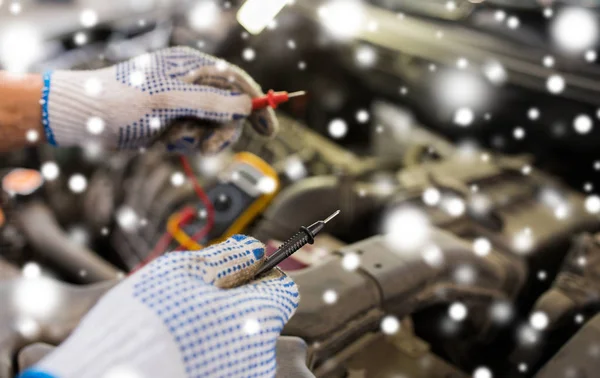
[{"xmin": 3, "ymin": 1, "xmax": 600, "ymax": 377}]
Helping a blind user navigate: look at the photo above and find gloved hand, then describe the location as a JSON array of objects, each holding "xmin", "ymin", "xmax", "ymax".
[
  {"xmin": 20, "ymin": 235, "xmax": 299, "ymax": 378},
  {"xmin": 41, "ymin": 47, "xmax": 278, "ymax": 154}
]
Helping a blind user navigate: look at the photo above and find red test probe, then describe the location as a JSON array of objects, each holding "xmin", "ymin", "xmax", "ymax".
[{"xmin": 252, "ymin": 90, "xmax": 306, "ymax": 110}]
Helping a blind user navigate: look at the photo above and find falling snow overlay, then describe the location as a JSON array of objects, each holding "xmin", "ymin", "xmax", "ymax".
[{"xmin": 4, "ymin": 2, "xmax": 600, "ymax": 377}]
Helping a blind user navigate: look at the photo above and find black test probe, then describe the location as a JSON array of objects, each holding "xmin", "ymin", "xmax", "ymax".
[{"xmin": 254, "ymin": 210, "xmax": 340, "ymax": 277}]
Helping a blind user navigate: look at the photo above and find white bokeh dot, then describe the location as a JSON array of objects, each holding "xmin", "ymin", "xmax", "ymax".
[
  {"xmin": 551, "ymin": 7, "xmax": 598, "ymax": 52},
  {"xmin": 84, "ymin": 77, "xmax": 103, "ymax": 96},
  {"xmin": 26, "ymin": 130, "xmax": 38, "ymax": 143},
  {"xmin": 454, "ymin": 107, "xmax": 474, "ymax": 127},
  {"xmin": 547, "ymin": 75, "xmax": 565, "ymax": 94},
  {"xmin": 16, "ymin": 318, "xmax": 41, "ymax": 339},
  {"xmin": 473, "ymin": 237, "xmax": 492, "ymax": 256},
  {"xmin": 543, "ymin": 55, "xmax": 555, "ymax": 67},
  {"xmin": 422, "ymin": 187, "xmax": 441, "ymax": 206},
  {"xmin": 356, "ymin": 110, "xmax": 369, "ymax": 123},
  {"xmin": 242, "ymin": 48, "xmax": 256, "ymax": 61},
  {"xmin": 10, "ymin": 2, "xmax": 21, "ymax": 14},
  {"xmin": 116, "ymin": 206, "xmax": 139, "ymax": 232},
  {"xmin": 494, "ymin": 10, "xmax": 506, "ymax": 22},
  {"xmin": 585, "ymin": 195, "xmax": 600, "ymax": 213},
  {"xmin": 457, "ymin": 58, "xmax": 469, "ymax": 69},
  {"xmin": 74, "ymin": 32, "xmax": 87, "ymax": 46},
  {"xmin": 381, "ymin": 315, "xmax": 400, "ymax": 334},
  {"xmin": 422, "ymin": 244, "xmax": 444, "ymax": 268},
  {"xmin": 355, "ymin": 45, "xmax": 377, "ymax": 67},
  {"xmin": 473, "ymin": 366, "xmax": 493, "ymax": 378},
  {"xmin": 257, "ymin": 176, "xmax": 277, "ymax": 194},
  {"xmin": 22, "ymin": 262, "xmax": 41, "ymax": 279},
  {"xmin": 586, "ymin": 50, "xmax": 597, "ymax": 62},
  {"xmin": 215, "ymin": 60, "xmax": 228, "ymax": 72},
  {"xmin": 507, "ymin": 16, "xmax": 520, "ymax": 29},
  {"xmin": 445, "ymin": 198, "xmax": 466, "ymax": 217},
  {"xmin": 323, "ymin": 289, "xmax": 338, "ymax": 304},
  {"xmin": 171, "ymin": 172, "xmax": 185, "ymax": 187},
  {"xmin": 530, "ymin": 311, "xmax": 549, "ymax": 330},
  {"xmin": 149, "ymin": 117, "xmax": 161, "ymax": 130},
  {"xmin": 538, "ymin": 270, "xmax": 547, "ymax": 280},
  {"xmin": 328, "ymin": 119, "xmax": 348, "ymax": 139},
  {"xmin": 188, "ymin": 0, "xmax": 219, "ymax": 31},
  {"xmin": 574, "ymin": 115, "xmax": 593, "ymax": 134},
  {"xmin": 129, "ymin": 71, "xmax": 145, "ymax": 86},
  {"xmin": 41, "ymin": 162, "xmax": 60, "ymax": 181},
  {"xmin": 69, "ymin": 174, "xmax": 88, "ymax": 193},
  {"xmin": 528, "ymin": 108, "xmax": 540, "ymax": 120},
  {"xmin": 80, "ymin": 9, "xmax": 98, "ymax": 28},
  {"xmin": 483, "ymin": 61, "xmax": 507, "ymax": 84},
  {"xmin": 449, "ymin": 302, "xmax": 468, "ymax": 321},
  {"xmin": 513, "ymin": 127, "xmax": 525, "ymax": 140},
  {"xmin": 86, "ymin": 117, "xmax": 105, "ymax": 135},
  {"xmin": 243, "ymin": 318, "xmax": 261, "ymax": 335},
  {"xmin": 555, "ymin": 205, "xmax": 569, "ymax": 220},
  {"xmin": 342, "ymin": 253, "xmax": 360, "ymax": 271}
]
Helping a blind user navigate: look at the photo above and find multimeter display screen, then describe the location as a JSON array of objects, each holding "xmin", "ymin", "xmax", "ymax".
[{"xmin": 238, "ymin": 170, "xmax": 259, "ymax": 185}]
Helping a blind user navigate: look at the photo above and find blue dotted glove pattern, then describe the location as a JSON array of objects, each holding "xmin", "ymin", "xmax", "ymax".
[
  {"xmin": 132, "ymin": 235, "xmax": 299, "ymax": 378},
  {"xmin": 113, "ymin": 47, "xmax": 249, "ymax": 151}
]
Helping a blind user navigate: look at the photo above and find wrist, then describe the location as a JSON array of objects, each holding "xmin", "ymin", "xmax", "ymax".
[{"xmin": 0, "ymin": 71, "xmax": 44, "ymax": 141}]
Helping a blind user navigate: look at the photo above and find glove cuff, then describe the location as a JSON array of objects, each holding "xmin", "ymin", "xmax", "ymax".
[
  {"xmin": 18, "ymin": 368, "xmax": 58, "ymax": 378},
  {"xmin": 43, "ymin": 70, "xmax": 114, "ymax": 148}
]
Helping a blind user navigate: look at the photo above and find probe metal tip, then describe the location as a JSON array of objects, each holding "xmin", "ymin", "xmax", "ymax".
[
  {"xmin": 323, "ymin": 210, "xmax": 341, "ymax": 224},
  {"xmin": 287, "ymin": 91, "xmax": 306, "ymax": 98}
]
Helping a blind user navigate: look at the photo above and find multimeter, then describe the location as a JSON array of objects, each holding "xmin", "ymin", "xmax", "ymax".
[{"xmin": 169, "ymin": 152, "xmax": 279, "ymax": 249}]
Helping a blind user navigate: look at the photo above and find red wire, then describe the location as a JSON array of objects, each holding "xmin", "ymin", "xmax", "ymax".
[
  {"xmin": 130, "ymin": 232, "xmax": 173, "ymax": 274},
  {"xmin": 179, "ymin": 155, "xmax": 215, "ymax": 249},
  {"xmin": 129, "ymin": 156, "xmax": 216, "ymax": 273}
]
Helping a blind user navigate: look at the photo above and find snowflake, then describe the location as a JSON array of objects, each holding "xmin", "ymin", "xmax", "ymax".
[
  {"xmin": 242, "ymin": 48, "xmax": 256, "ymax": 61},
  {"xmin": 547, "ymin": 75, "xmax": 565, "ymax": 94},
  {"xmin": 80, "ymin": 9, "xmax": 98, "ymax": 28},
  {"xmin": 323, "ymin": 289, "xmax": 338, "ymax": 304},
  {"xmin": 381, "ymin": 316, "xmax": 400, "ymax": 334},
  {"xmin": 341, "ymin": 252, "xmax": 360, "ymax": 271},
  {"xmin": 449, "ymin": 302, "xmax": 468, "ymax": 321},
  {"xmin": 328, "ymin": 119, "xmax": 347, "ymax": 139},
  {"xmin": 69, "ymin": 174, "xmax": 88, "ymax": 193}
]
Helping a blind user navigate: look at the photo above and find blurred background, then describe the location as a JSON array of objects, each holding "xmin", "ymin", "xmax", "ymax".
[{"xmin": 3, "ymin": 0, "xmax": 600, "ymax": 377}]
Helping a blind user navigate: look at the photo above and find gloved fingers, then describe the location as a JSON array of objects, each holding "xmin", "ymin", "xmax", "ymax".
[
  {"xmin": 181, "ymin": 61, "xmax": 279, "ymax": 137},
  {"xmin": 198, "ymin": 121, "xmax": 243, "ymax": 155},
  {"xmin": 184, "ymin": 235, "xmax": 268, "ymax": 288},
  {"xmin": 238, "ymin": 268, "xmax": 300, "ymax": 322},
  {"xmin": 159, "ymin": 82, "xmax": 253, "ymax": 124},
  {"xmin": 161, "ymin": 117, "xmax": 244, "ymax": 155},
  {"xmin": 156, "ymin": 46, "xmax": 220, "ymax": 78}
]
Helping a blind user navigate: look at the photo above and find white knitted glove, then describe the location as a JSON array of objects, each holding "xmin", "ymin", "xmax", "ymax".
[
  {"xmin": 42, "ymin": 47, "xmax": 278, "ymax": 154},
  {"xmin": 20, "ymin": 235, "xmax": 299, "ymax": 378}
]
